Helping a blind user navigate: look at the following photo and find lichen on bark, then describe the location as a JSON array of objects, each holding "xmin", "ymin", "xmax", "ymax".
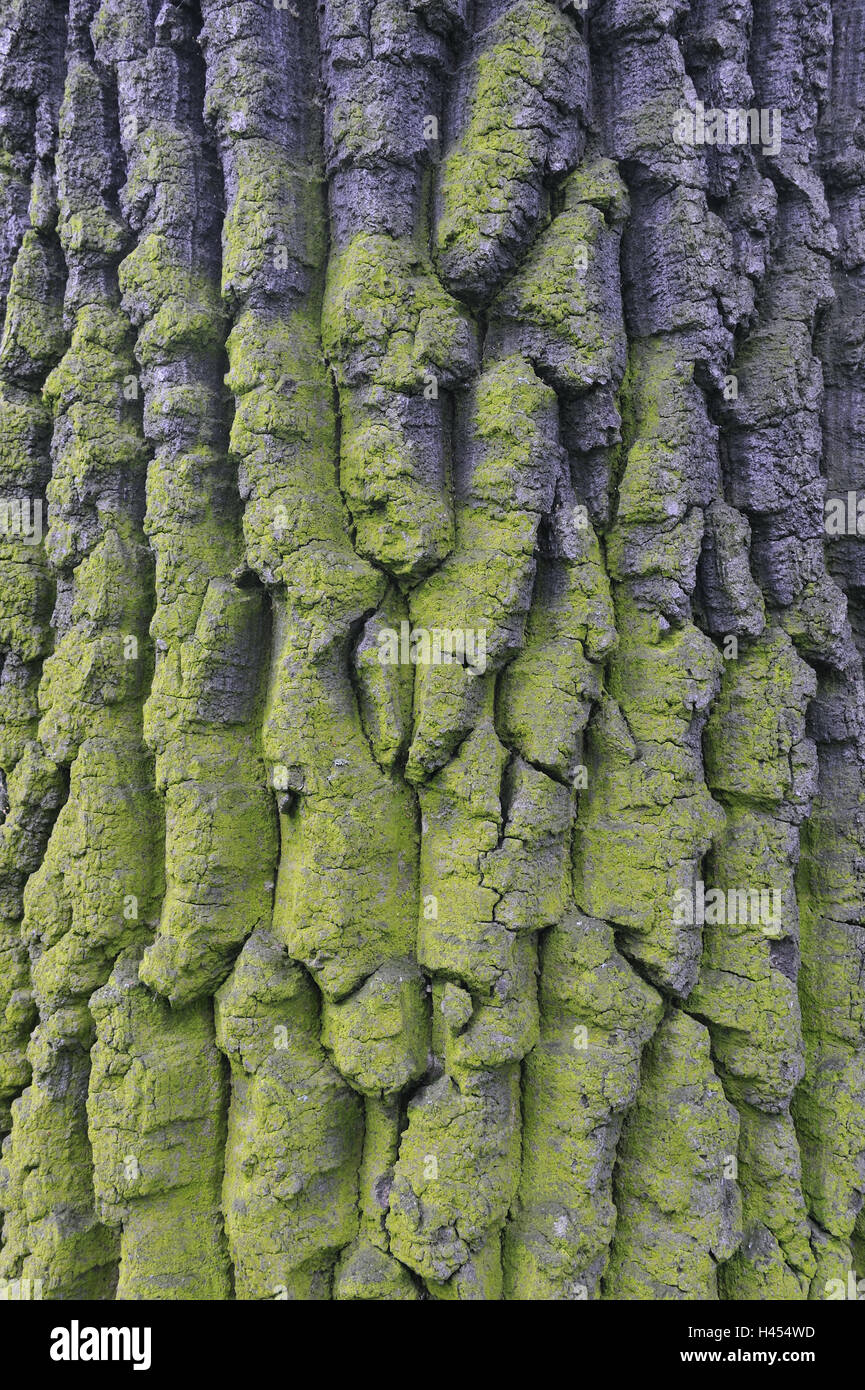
[{"xmin": 0, "ymin": 0, "xmax": 863, "ymax": 1303}]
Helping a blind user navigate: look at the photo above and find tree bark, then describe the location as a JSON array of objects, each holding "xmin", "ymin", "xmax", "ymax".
[{"xmin": 0, "ymin": 0, "xmax": 863, "ymax": 1301}]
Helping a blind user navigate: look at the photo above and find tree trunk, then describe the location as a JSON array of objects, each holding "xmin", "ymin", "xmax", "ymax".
[{"xmin": 0, "ymin": 0, "xmax": 863, "ymax": 1301}]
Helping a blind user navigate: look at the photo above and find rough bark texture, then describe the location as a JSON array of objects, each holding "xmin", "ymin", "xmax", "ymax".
[{"xmin": 0, "ymin": 0, "xmax": 863, "ymax": 1301}]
